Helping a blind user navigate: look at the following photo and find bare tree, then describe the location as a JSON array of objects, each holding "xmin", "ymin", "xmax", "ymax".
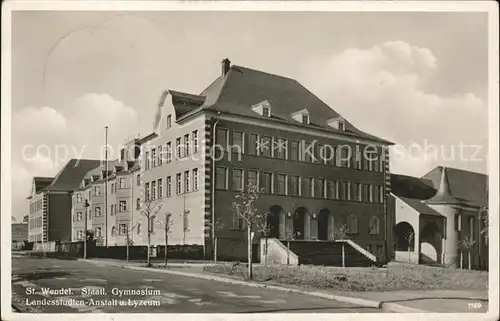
[
  {"xmin": 480, "ymin": 205, "xmax": 489, "ymax": 240},
  {"xmin": 232, "ymin": 183, "xmax": 268, "ymax": 280},
  {"xmin": 156, "ymin": 212, "xmax": 174, "ymax": 267},
  {"xmin": 260, "ymin": 217, "xmax": 271, "ymax": 267},
  {"xmin": 406, "ymin": 230, "xmax": 415, "ymax": 264},
  {"xmin": 140, "ymin": 199, "xmax": 163, "ymax": 267},
  {"xmin": 124, "ymin": 221, "xmax": 139, "ymax": 262},
  {"xmin": 459, "ymin": 235, "xmax": 476, "ymax": 270},
  {"xmin": 334, "ymin": 224, "xmax": 349, "ymax": 267}
]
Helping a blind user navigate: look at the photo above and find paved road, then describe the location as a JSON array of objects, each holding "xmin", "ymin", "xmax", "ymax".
[{"xmin": 11, "ymin": 255, "xmax": 382, "ymax": 313}]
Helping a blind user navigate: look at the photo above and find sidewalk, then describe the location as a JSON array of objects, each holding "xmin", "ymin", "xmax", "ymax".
[{"xmin": 78, "ymin": 258, "xmax": 489, "ymax": 313}]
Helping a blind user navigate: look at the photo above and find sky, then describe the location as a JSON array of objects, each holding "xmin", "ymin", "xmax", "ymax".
[{"xmin": 10, "ymin": 10, "xmax": 489, "ymax": 221}]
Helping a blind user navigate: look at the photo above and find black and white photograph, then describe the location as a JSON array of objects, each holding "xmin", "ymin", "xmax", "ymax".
[{"xmin": 1, "ymin": 1, "xmax": 498, "ymax": 320}]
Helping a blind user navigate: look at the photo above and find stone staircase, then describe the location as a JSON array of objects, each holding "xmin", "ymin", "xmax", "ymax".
[{"xmin": 261, "ymin": 238, "xmax": 378, "ymax": 267}]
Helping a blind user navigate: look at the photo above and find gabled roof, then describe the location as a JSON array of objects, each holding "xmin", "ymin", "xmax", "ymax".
[
  {"xmin": 390, "ymin": 174, "xmax": 436, "ymax": 200},
  {"xmin": 34, "ymin": 177, "xmax": 53, "ymax": 192},
  {"xmin": 39, "ymin": 159, "xmax": 102, "ymax": 192},
  {"xmin": 398, "ymin": 196, "xmax": 444, "ymax": 217},
  {"xmin": 422, "ymin": 166, "xmax": 487, "ymax": 208},
  {"xmin": 174, "ymin": 63, "xmax": 392, "ymax": 145}
]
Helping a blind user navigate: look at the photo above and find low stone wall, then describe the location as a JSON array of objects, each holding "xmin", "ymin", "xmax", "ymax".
[{"xmin": 395, "ymin": 250, "xmax": 419, "ymax": 264}]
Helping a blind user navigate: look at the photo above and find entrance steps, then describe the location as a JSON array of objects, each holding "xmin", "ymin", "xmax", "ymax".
[{"xmin": 260, "ymin": 238, "xmax": 378, "ymax": 267}]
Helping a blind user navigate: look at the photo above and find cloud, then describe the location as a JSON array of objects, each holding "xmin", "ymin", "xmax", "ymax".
[
  {"xmin": 11, "ymin": 93, "xmax": 139, "ymax": 221},
  {"xmin": 302, "ymin": 41, "xmax": 487, "ymax": 176}
]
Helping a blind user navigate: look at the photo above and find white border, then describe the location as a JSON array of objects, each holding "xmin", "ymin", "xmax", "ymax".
[{"xmin": 1, "ymin": 2, "xmax": 498, "ymax": 321}]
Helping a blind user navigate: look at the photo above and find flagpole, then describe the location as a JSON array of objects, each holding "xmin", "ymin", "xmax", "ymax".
[{"xmin": 105, "ymin": 126, "xmax": 109, "ymax": 247}]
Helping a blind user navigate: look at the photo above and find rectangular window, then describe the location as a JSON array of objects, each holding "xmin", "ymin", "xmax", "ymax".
[
  {"xmin": 302, "ymin": 114, "xmax": 309, "ymax": 124},
  {"xmin": 119, "ymin": 200, "xmax": 127, "ymax": 212},
  {"xmin": 136, "ymin": 198, "xmax": 141, "ymax": 210},
  {"xmin": 232, "ymin": 208, "xmax": 244, "ymax": 230},
  {"xmin": 215, "ymin": 167, "xmax": 228, "ymax": 190},
  {"xmin": 136, "ymin": 174, "xmax": 141, "ymax": 186},
  {"xmin": 318, "ymin": 178, "xmax": 327, "ymax": 198},
  {"xmin": 355, "ymin": 147, "xmax": 362, "ymax": 169},
  {"xmin": 145, "ymin": 151, "xmax": 150, "ymax": 170},
  {"xmin": 303, "ymin": 141, "xmax": 312, "ymax": 163},
  {"xmin": 119, "ymin": 223, "xmax": 127, "ymax": 235},
  {"xmin": 368, "ymin": 184, "xmax": 373, "ymax": 202},
  {"xmin": 166, "ymin": 142, "xmax": 172, "ymax": 163},
  {"xmin": 94, "ymin": 186, "xmax": 101, "ymax": 196},
  {"xmin": 233, "ymin": 131, "xmax": 244, "ymax": 153},
  {"xmin": 340, "ymin": 181, "xmax": 349, "ymax": 200},
  {"xmin": 95, "ymin": 207, "xmax": 101, "ymax": 217},
  {"xmin": 110, "ymin": 183, "xmax": 115, "ymax": 194},
  {"xmin": 152, "ymin": 148, "xmax": 157, "ymax": 167},
  {"xmin": 166, "ymin": 114, "xmax": 172, "ymax": 129},
  {"xmin": 378, "ymin": 185, "xmax": 384, "ymax": 203},
  {"xmin": 158, "ymin": 178, "xmax": 163, "ymax": 198},
  {"xmin": 176, "ymin": 173, "xmax": 182, "ymax": 194},
  {"xmin": 347, "ymin": 215, "xmax": 358, "ymax": 234},
  {"xmin": 248, "ymin": 133, "xmax": 259, "ymax": 155},
  {"xmin": 291, "ymin": 176, "xmax": 300, "ymax": 196},
  {"xmin": 145, "ymin": 182, "xmax": 150, "ymax": 201},
  {"xmin": 192, "ymin": 130, "xmax": 199, "ymax": 153},
  {"xmin": 77, "ymin": 211, "xmax": 83, "ymax": 220},
  {"xmin": 176, "ymin": 137, "xmax": 182, "ymax": 159},
  {"xmin": 302, "ymin": 177, "xmax": 313, "ymax": 197},
  {"xmin": 262, "ymin": 106, "xmax": 270, "ymax": 117},
  {"xmin": 355, "ymin": 182, "xmax": 362, "ymax": 201},
  {"xmin": 216, "ymin": 128, "xmax": 229, "ymax": 149},
  {"xmin": 151, "ymin": 181, "xmax": 156, "ymax": 200},
  {"xmin": 232, "ymin": 169, "xmax": 244, "ymax": 191},
  {"xmin": 120, "ymin": 178, "xmax": 126, "ymax": 189},
  {"xmin": 157, "ymin": 145, "xmax": 163, "ymax": 166},
  {"xmin": 167, "ymin": 176, "xmax": 172, "ymax": 197},
  {"xmin": 76, "ymin": 194, "xmax": 82, "ymax": 203},
  {"xmin": 276, "ymin": 173, "xmax": 287, "ymax": 195},
  {"xmin": 184, "ymin": 170, "xmax": 190, "ymax": 193},
  {"xmin": 262, "ymin": 172, "xmax": 273, "ymax": 194},
  {"xmin": 373, "ymin": 152, "xmax": 380, "ymax": 172},
  {"xmin": 276, "ymin": 138, "xmax": 288, "ymax": 159},
  {"xmin": 379, "ymin": 156, "xmax": 385, "ymax": 173},
  {"xmin": 192, "ymin": 168, "xmax": 199, "ymax": 191},
  {"xmin": 369, "ymin": 217, "xmax": 380, "ymax": 235},
  {"xmin": 110, "ymin": 204, "xmax": 114, "ymax": 215},
  {"xmin": 261, "ymin": 136, "xmax": 272, "ymax": 157},
  {"xmin": 184, "ymin": 134, "xmax": 190, "ymax": 156},
  {"xmin": 469, "ymin": 216, "xmax": 475, "ymax": 238},
  {"xmin": 327, "ymin": 181, "xmax": 336, "ymax": 199},
  {"xmin": 95, "ymin": 227, "xmax": 102, "ymax": 238},
  {"xmin": 248, "ymin": 170, "xmax": 259, "ymax": 187}
]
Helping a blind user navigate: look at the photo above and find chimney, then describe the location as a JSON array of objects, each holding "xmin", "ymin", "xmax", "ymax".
[{"xmin": 221, "ymin": 58, "xmax": 231, "ymax": 76}]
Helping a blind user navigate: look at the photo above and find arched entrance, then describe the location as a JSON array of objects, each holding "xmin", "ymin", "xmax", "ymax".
[
  {"xmin": 293, "ymin": 207, "xmax": 308, "ymax": 240},
  {"xmin": 318, "ymin": 209, "xmax": 330, "ymax": 241},
  {"xmin": 420, "ymin": 222, "xmax": 442, "ymax": 263},
  {"xmin": 393, "ymin": 221, "xmax": 415, "ymax": 251},
  {"xmin": 267, "ymin": 205, "xmax": 284, "ymax": 239}
]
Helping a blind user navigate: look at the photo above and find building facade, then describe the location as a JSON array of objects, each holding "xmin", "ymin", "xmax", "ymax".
[
  {"xmin": 27, "ymin": 160, "xmax": 101, "ymax": 243},
  {"xmin": 390, "ymin": 166, "xmax": 488, "ymax": 269},
  {"xmin": 71, "ymin": 137, "xmax": 147, "ymax": 246},
  {"xmin": 141, "ymin": 59, "xmax": 393, "ymax": 261}
]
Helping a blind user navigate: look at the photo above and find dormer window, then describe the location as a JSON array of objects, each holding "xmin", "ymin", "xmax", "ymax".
[
  {"xmin": 292, "ymin": 108, "xmax": 310, "ymax": 124},
  {"xmin": 251, "ymin": 100, "xmax": 272, "ymax": 117},
  {"xmin": 327, "ymin": 117, "xmax": 346, "ymax": 131}
]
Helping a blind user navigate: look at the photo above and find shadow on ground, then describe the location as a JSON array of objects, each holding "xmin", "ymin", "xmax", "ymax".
[{"xmin": 13, "ymin": 271, "xmax": 72, "ymax": 281}]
